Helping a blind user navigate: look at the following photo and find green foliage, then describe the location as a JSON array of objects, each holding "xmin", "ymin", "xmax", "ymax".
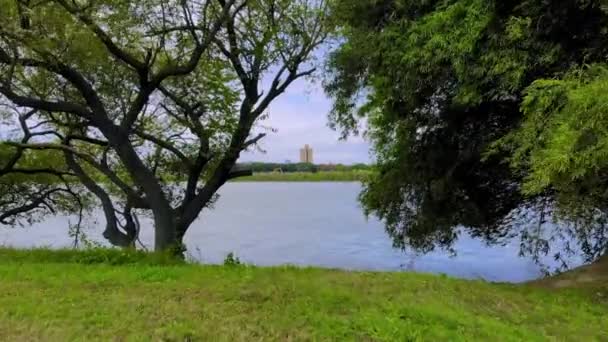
[
  {"xmin": 326, "ymin": 0, "xmax": 608, "ymax": 261},
  {"xmin": 0, "ymin": 146, "xmax": 89, "ymax": 227},
  {"xmin": 488, "ymin": 64, "xmax": 608, "ymax": 261},
  {"xmin": 0, "ymin": 146, "xmax": 66, "ymax": 185},
  {"xmin": 497, "ymin": 65, "xmax": 608, "ymax": 196},
  {"xmin": 0, "ymin": 248, "xmax": 606, "ymax": 340},
  {"xmin": 0, "ymin": 247, "xmax": 184, "ymax": 266},
  {"xmin": 223, "ymin": 252, "xmax": 242, "ymax": 266},
  {"xmin": 0, "ymin": 0, "xmax": 329, "ymax": 250}
]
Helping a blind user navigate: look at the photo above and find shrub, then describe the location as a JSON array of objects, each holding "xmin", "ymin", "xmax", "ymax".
[{"xmin": 223, "ymin": 252, "xmax": 242, "ymax": 266}]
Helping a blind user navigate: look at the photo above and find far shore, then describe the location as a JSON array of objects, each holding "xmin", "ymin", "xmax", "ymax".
[{"xmin": 231, "ymin": 170, "xmax": 373, "ymax": 182}]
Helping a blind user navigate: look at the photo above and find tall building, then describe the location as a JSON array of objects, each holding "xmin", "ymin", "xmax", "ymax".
[{"xmin": 299, "ymin": 144, "xmax": 314, "ymax": 163}]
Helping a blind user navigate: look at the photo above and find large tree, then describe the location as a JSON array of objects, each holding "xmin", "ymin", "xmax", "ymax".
[
  {"xmin": 0, "ymin": 0, "xmax": 328, "ymax": 252},
  {"xmin": 325, "ymin": 0, "xmax": 608, "ymax": 265}
]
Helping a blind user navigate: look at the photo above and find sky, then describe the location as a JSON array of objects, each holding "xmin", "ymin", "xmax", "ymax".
[{"xmin": 239, "ymin": 75, "xmax": 372, "ymax": 165}]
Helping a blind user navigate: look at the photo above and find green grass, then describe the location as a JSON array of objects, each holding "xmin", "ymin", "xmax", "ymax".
[
  {"xmin": 232, "ymin": 170, "xmax": 372, "ymax": 182},
  {"xmin": 0, "ymin": 248, "xmax": 607, "ymax": 341}
]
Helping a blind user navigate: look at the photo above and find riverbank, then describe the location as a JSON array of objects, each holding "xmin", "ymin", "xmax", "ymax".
[
  {"xmin": 531, "ymin": 255, "xmax": 608, "ymax": 290},
  {"xmin": 232, "ymin": 170, "xmax": 371, "ymax": 182},
  {"xmin": 0, "ymin": 248, "xmax": 606, "ymax": 340}
]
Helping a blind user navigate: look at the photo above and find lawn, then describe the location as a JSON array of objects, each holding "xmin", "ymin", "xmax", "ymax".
[{"xmin": 0, "ymin": 248, "xmax": 606, "ymax": 341}]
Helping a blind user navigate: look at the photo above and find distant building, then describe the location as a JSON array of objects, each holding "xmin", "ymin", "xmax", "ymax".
[{"xmin": 299, "ymin": 144, "xmax": 314, "ymax": 163}]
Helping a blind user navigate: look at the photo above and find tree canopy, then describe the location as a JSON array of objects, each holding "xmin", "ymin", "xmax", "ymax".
[
  {"xmin": 0, "ymin": 0, "xmax": 328, "ymax": 252},
  {"xmin": 325, "ymin": 0, "xmax": 608, "ymax": 265}
]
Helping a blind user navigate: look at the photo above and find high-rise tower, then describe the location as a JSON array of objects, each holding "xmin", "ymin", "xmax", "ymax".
[{"xmin": 299, "ymin": 144, "xmax": 313, "ymax": 163}]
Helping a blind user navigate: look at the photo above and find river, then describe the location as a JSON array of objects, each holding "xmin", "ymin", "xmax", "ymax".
[{"xmin": 0, "ymin": 182, "xmax": 572, "ymax": 282}]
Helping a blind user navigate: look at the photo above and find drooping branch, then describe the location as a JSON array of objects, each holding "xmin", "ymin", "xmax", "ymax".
[
  {"xmin": 0, "ymin": 84, "xmax": 92, "ymax": 117},
  {"xmin": 63, "ymin": 150, "xmax": 134, "ymax": 247},
  {"xmin": 6, "ymin": 141, "xmax": 148, "ymax": 209},
  {"xmin": 0, "ymin": 188, "xmax": 64, "ymax": 225}
]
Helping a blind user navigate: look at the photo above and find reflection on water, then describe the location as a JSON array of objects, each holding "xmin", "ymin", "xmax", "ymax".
[{"xmin": 0, "ymin": 182, "xmax": 576, "ymax": 282}]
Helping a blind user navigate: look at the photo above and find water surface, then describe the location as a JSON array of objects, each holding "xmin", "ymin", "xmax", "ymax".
[{"xmin": 0, "ymin": 182, "xmax": 569, "ymax": 282}]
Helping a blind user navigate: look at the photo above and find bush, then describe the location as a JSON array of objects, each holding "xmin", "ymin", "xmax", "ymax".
[
  {"xmin": 223, "ymin": 252, "xmax": 242, "ymax": 266},
  {"xmin": 0, "ymin": 247, "xmax": 185, "ymax": 266}
]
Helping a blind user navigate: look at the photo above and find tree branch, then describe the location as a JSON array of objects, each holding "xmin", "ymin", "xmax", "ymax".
[
  {"xmin": 54, "ymin": 0, "xmax": 147, "ymax": 72},
  {"xmin": 63, "ymin": 150, "xmax": 134, "ymax": 247},
  {"xmin": 6, "ymin": 141, "xmax": 148, "ymax": 209},
  {"xmin": 0, "ymin": 188, "xmax": 64, "ymax": 225},
  {"xmin": 3, "ymin": 168, "xmax": 75, "ymax": 177},
  {"xmin": 243, "ymin": 133, "xmax": 266, "ymax": 148},
  {"xmin": 0, "ymin": 46, "xmax": 109, "ymax": 122},
  {"xmin": 151, "ymin": 0, "xmax": 238, "ymax": 83},
  {"xmin": 0, "ymin": 84, "xmax": 92, "ymax": 117},
  {"xmin": 133, "ymin": 128, "xmax": 193, "ymax": 168},
  {"xmin": 227, "ymin": 164, "xmax": 253, "ymax": 180}
]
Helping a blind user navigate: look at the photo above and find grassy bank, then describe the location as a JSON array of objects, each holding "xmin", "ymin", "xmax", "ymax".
[
  {"xmin": 0, "ymin": 248, "xmax": 606, "ymax": 341},
  {"xmin": 232, "ymin": 170, "xmax": 372, "ymax": 182}
]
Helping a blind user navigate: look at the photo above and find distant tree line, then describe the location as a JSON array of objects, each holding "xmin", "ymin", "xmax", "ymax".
[{"xmin": 240, "ymin": 162, "xmax": 372, "ymax": 173}]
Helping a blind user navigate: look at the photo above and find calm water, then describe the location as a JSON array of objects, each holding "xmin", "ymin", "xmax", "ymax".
[{"xmin": 0, "ymin": 182, "xmax": 569, "ymax": 282}]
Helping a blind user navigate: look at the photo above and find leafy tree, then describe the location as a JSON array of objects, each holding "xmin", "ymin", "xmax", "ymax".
[
  {"xmin": 325, "ymin": 0, "xmax": 608, "ymax": 264},
  {"xmin": 0, "ymin": 0, "xmax": 328, "ymax": 252},
  {"xmin": 493, "ymin": 64, "xmax": 608, "ymax": 263}
]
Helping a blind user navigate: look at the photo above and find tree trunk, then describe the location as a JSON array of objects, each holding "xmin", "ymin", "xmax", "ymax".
[
  {"xmin": 152, "ymin": 207, "xmax": 179, "ymax": 252},
  {"xmin": 110, "ymin": 138, "xmax": 179, "ymax": 252}
]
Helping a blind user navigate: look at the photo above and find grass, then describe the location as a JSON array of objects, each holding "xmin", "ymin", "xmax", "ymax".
[
  {"xmin": 0, "ymin": 248, "xmax": 607, "ymax": 341},
  {"xmin": 232, "ymin": 170, "xmax": 372, "ymax": 182},
  {"xmin": 530, "ymin": 255, "xmax": 608, "ymax": 291}
]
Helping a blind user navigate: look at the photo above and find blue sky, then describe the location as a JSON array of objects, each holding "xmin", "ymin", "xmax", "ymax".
[{"xmin": 240, "ymin": 76, "xmax": 372, "ymax": 164}]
